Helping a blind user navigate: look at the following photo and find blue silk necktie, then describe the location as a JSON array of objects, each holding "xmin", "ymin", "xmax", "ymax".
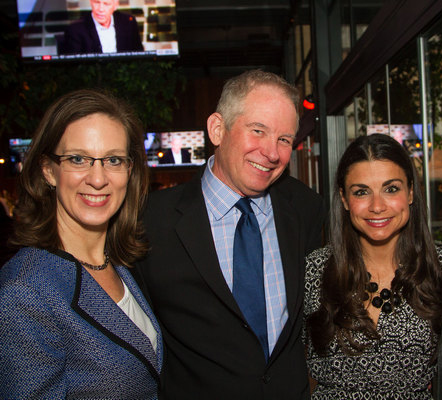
[{"xmin": 232, "ymin": 197, "xmax": 269, "ymax": 361}]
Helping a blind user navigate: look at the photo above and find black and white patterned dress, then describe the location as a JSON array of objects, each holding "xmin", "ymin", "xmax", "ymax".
[{"xmin": 304, "ymin": 246, "xmax": 441, "ymax": 400}]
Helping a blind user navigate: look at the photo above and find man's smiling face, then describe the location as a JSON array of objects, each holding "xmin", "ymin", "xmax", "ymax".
[{"xmin": 210, "ymin": 84, "xmax": 297, "ymax": 197}]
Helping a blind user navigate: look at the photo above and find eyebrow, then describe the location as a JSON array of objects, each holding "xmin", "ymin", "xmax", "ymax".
[
  {"xmin": 245, "ymin": 122, "xmax": 296, "ymax": 138},
  {"xmin": 348, "ymin": 178, "xmax": 405, "ymax": 189},
  {"xmin": 246, "ymin": 122, "xmax": 267, "ymax": 129},
  {"xmin": 61, "ymin": 148, "xmax": 127, "ymax": 154}
]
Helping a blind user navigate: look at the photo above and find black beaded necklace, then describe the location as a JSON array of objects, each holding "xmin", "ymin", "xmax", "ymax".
[
  {"xmin": 364, "ymin": 272, "xmax": 402, "ymax": 314},
  {"xmin": 78, "ymin": 250, "xmax": 110, "ymax": 271}
]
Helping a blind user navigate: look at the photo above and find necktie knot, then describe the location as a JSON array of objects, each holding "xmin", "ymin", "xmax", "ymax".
[{"xmin": 235, "ymin": 197, "xmax": 254, "ymax": 215}]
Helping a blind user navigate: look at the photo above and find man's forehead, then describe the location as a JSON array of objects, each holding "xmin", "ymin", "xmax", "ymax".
[{"xmin": 91, "ymin": 0, "xmax": 118, "ymax": 5}]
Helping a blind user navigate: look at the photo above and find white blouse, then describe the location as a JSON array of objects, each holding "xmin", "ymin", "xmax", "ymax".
[{"xmin": 117, "ymin": 280, "xmax": 157, "ymax": 353}]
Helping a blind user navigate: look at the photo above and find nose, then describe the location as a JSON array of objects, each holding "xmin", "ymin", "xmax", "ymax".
[
  {"xmin": 85, "ymin": 161, "xmax": 109, "ymax": 189},
  {"xmin": 261, "ymin": 138, "xmax": 280, "ymax": 163},
  {"xmin": 368, "ymin": 193, "xmax": 386, "ymax": 214}
]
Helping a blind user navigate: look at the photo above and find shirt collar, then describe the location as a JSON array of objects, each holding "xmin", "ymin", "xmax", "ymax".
[
  {"xmin": 202, "ymin": 155, "xmax": 270, "ymax": 220},
  {"xmin": 91, "ymin": 12, "xmax": 115, "ymax": 31}
]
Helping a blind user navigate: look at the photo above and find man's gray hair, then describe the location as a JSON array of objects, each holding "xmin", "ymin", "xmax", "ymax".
[{"xmin": 216, "ymin": 69, "xmax": 300, "ymax": 132}]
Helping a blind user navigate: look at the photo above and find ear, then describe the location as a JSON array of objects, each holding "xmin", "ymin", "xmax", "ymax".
[
  {"xmin": 408, "ymin": 184, "xmax": 414, "ymax": 205},
  {"xmin": 339, "ymin": 188, "xmax": 349, "ymax": 211},
  {"xmin": 207, "ymin": 112, "xmax": 225, "ymax": 147},
  {"xmin": 41, "ymin": 157, "xmax": 57, "ymax": 187}
]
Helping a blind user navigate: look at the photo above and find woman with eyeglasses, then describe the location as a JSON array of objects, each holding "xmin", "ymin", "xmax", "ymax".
[{"xmin": 0, "ymin": 89, "xmax": 162, "ymax": 399}]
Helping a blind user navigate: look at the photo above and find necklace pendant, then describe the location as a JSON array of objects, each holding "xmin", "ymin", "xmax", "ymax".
[
  {"xmin": 381, "ymin": 302, "xmax": 393, "ymax": 313},
  {"xmin": 366, "ymin": 282, "xmax": 378, "ymax": 293},
  {"xmin": 372, "ymin": 296, "xmax": 383, "ymax": 308},
  {"xmin": 380, "ymin": 288, "xmax": 391, "ymax": 300}
]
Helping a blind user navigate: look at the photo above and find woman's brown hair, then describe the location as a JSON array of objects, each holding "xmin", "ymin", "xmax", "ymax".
[
  {"xmin": 308, "ymin": 134, "xmax": 442, "ymax": 355},
  {"xmin": 10, "ymin": 89, "xmax": 149, "ymax": 267}
]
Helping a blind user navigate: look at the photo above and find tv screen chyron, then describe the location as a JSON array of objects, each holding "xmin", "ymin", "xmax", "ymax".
[{"xmin": 15, "ymin": 0, "xmax": 179, "ymax": 63}]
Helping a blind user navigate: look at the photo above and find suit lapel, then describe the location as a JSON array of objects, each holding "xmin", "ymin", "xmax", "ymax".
[
  {"xmin": 174, "ymin": 178, "xmax": 244, "ymax": 318},
  {"xmin": 85, "ymin": 14, "xmax": 102, "ymax": 52},
  {"xmin": 269, "ymin": 183, "xmax": 304, "ymax": 357},
  {"xmin": 71, "ymin": 261, "xmax": 160, "ymax": 380}
]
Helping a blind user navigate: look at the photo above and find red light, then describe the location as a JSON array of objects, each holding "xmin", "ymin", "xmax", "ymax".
[
  {"xmin": 303, "ymin": 99, "xmax": 315, "ymax": 110},
  {"xmin": 42, "ymin": 55, "xmax": 52, "ymax": 60}
]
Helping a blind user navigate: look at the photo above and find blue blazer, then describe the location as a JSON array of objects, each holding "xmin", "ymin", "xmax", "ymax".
[{"xmin": 0, "ymin": 247, "xmax": 162, "ymax": 399}]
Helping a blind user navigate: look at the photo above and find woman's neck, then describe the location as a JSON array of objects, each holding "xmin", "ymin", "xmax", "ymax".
[
  {"xmin": 360, "ymin": 236, "xmax": 399, "ymax": 283},
  {"xmin": 58, "ymin": 222, "xmax": 108, "ymax": 265}
]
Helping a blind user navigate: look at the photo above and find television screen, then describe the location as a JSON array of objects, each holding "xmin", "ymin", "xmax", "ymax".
[
  {"xmin": 145, "ymin": 130, "xmax": 206, "ymax": 167},
  {"xmin": 16, "ymin": 0, "xmax": 178, "ymax": 62},
  {"xmin": 367, "ymin": 124, "xmax": 423, "ymax": 157},
  {"xmin": 9, "ymin": 138, "xmax": 32, "ymax": 175}
]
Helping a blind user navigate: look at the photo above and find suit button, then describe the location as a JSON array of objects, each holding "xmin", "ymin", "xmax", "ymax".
[
  {"xmin": 243, "ymin": 323, "xmax": 249, "ymax": 329},
  {"xmin": 261, "ymin": 375, "xmax": 271, "ymax": 384}
]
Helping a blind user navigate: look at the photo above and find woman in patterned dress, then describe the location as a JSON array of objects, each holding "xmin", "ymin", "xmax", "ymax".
[{"xmin": 304, "ymin": 133, "xmax": 442, "ymax": 399}]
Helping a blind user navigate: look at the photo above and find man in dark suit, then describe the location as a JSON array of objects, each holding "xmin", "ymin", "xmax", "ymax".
[
  {"xmin": 159, "ymin": 134, "xmax": 192, "ymax": 164},
  {"xmin": 138, "ymin": 70, "xmax": 324, "ymax": 399},
  {"xmin": 61, "ymin": 0, "xmax": 143, "ymax": 55}
]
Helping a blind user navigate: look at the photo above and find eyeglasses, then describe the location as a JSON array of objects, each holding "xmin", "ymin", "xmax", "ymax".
[{"xmin": 48, "ymin": 154, "xmax": 133, "ymax": 172}]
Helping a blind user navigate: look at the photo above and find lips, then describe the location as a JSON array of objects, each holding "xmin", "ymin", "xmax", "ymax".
[
  {"xmin": 249, "ymin": 161, "xmax": 271, "ymax": 172},
  {"xmin": 366, "ymin": 218, "xmax": 391, "ymax": 227}
]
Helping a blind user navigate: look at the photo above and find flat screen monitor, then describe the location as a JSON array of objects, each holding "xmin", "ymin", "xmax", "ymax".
[
  {"xmin": 145, "ymin": 130, "xmax": 206, "ymax": 167},
  {"xmin": 9, "ymin": 138, "xmax": 32, "ymax": 175},
  {"xmin": 15, "ymin": 0, "xmax": 179, "ymax": 62},
  {"xmin": 367, "ymin": 124, "xmax": 423, "ymax": 157},
  {"xmin": 367, "ymin": 124, "xmax": 419, "ymax": 143}
]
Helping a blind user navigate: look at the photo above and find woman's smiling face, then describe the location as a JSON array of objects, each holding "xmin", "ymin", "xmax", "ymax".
[
  {"xmin": 43, "ymin": 113, "xmax": 131, "ymax": 235},
  {"xmin": 340, "ymin": 159, "xmax": 413, "ymax": 247}
]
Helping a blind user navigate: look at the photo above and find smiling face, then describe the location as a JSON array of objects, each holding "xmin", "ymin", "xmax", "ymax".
[
  {"xmin": 42, "ymin": 113, "xmax": 131, "ymax": 237},
  {"xmin": 90, "ymin": 0, "xmax": 118, "ymax": 28},
  {"xmin": 208, "ymin": 84, "xmax": 297, "ymax": 197},
  {"xmin": 340, "ymin": 160, "xmax": 413, "ymax": 248}
]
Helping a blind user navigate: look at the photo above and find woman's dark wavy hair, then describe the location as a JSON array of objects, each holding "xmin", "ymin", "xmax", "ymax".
[
  {"xmin": 10, "ymin": 89, "xmax": 149, "ymax": 267},
  {"xmin": 307, "ymin": 133, "xmax": 442, "ymax": 356}
]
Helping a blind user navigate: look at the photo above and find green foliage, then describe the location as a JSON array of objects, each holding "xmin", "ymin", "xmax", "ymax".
[{"xmin": 0, "ymin": 58, "xmax": 185, "ymax": 143}]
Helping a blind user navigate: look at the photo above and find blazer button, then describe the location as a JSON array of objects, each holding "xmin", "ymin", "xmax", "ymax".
[
  {"xmin": 261, "ymin": 375, "xmax": 271, "ymax": 384},
  {"xmin": 243, "ymin": 323, "xmax": 249, "ymax": 329}
]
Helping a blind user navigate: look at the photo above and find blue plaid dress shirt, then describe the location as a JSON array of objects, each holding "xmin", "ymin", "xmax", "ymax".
[{"xmin": 202, "ymin": 156, "xmax": 288, "ymax": 354}]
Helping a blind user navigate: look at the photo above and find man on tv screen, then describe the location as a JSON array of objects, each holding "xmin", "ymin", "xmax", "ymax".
[
  {"xmin": 60, "ymin": 0, "xmax": 144, "ymax": 55},
  {"xmin": 159, "ymin": 134, "xmax": 192, "ymax": 165}
]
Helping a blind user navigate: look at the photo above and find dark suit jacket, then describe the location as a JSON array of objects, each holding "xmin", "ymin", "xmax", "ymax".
[
  {"xmin": 159, "ymin": 148, "xmax": 191, "ymax": 164},
  {"xmin": 138, "ymin": 171, "xmax": 325, "ymax": 399},
  {"xmin": 61, "ymin": 11, "xmax": 143, "ymax": 55}
]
